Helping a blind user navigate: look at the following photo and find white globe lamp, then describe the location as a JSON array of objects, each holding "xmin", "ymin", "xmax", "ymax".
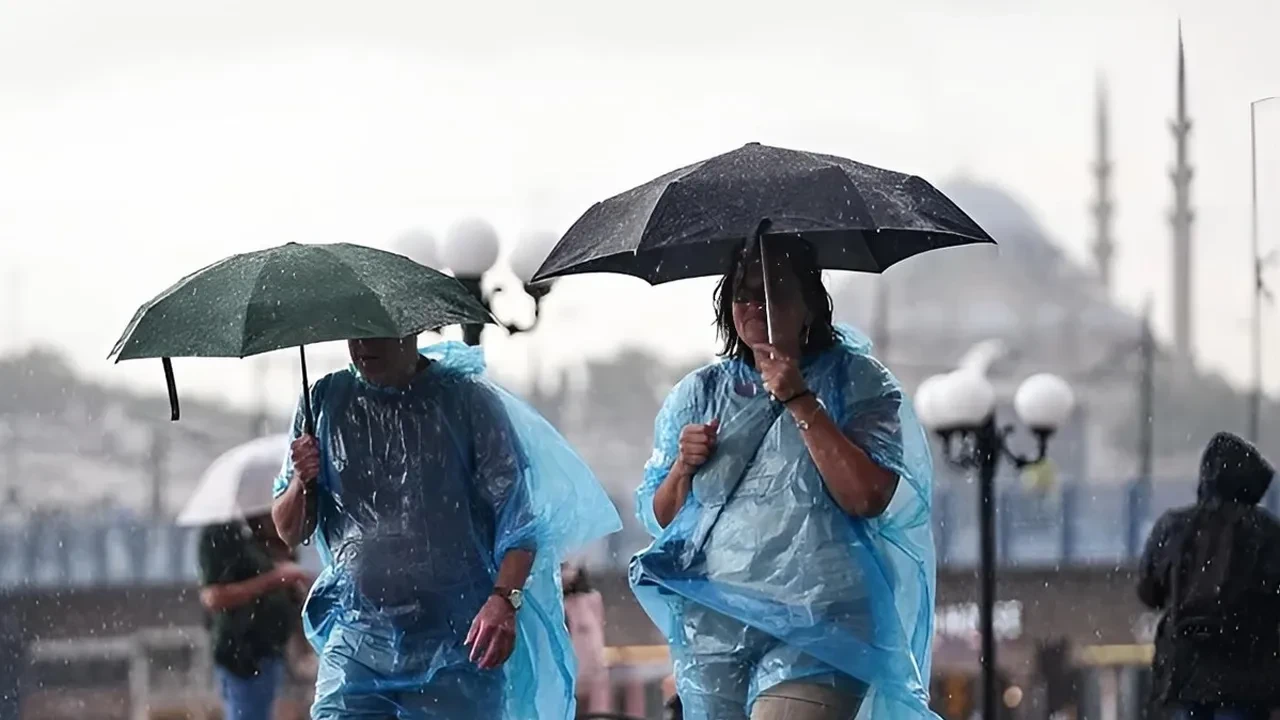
[
  {"xmin": 394, "ymin": 228, "xmax": 440, "ymax": 269},
  {"xmin": 511, "ymin": 231, "xmax": 559, "ymax": 285},
  {"xmin": 1013, "ymin": 373, "xmax": 1075, "ymax": 433},
  {"xmin": 914, "ymin": 374, "xmax": 948, "ymax": 430},
  {"xmin": 442, "ymin": 217, "xmax": 501, "ymax": 278},
  {"xmin": 937, "ymin": 369, "xmax": 996, "ymax": 430}
]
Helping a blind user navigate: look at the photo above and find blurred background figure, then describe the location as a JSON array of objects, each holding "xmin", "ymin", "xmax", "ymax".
[
  {"xmin": 197, "ymin": 511, "xmax": 310, "ymax": 720},
  {"xmin": 1137, "ymin": 432, "xmax": 1280, "ymax": 719},
  {"xmin": 562, "ymin": 561, "xmax": 610, "ymax": 716},
  {"xmin": 182, "ymin": 434, "xmax": 314, "ymax": 720},
  {"xmin": 253, "ymin": 513, "xmax": 320, "ymax": 703}
]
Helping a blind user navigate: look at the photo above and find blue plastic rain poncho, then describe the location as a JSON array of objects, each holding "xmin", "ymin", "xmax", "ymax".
[
  {"xmin": 631, "ymin": 327, "xmax": 938, "ymax": 719},
  {"xmin": 273, "ymin": 341, "xmax": 621, "ymax": 720}
]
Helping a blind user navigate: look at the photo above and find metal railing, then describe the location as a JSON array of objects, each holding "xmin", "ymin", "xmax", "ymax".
[
  {"xmin": 28, "ymin": 626, "xmax": 213, "ymax": 720},
  {"xmin": 3, "ymin": 476, "xmax": 1275, "ymax": 589}
]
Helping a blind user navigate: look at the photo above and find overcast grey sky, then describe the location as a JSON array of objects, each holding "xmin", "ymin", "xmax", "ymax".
[{"xmin": 2, "ymin": 0, "xmax": 1279, "ymax": 410}]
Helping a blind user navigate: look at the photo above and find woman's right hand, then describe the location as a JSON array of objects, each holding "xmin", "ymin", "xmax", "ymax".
[
  {"xmin": 654, "ymin": 419, "xmax": 720, "ymax": 529},
  {"xmin": 676, "ymin": 419, "xmax": 719, "ymax": 475}
]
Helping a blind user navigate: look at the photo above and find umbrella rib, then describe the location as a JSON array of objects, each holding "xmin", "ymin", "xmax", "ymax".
[
  {"xmin": 241, "ymin": 252, "xmax": 280, "ymax": 357},
  {"xmin": 329, "ymin": 244, "xmax": 417, "ymax": 335}
]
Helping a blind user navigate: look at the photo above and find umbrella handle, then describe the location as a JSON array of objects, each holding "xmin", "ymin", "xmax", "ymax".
[
  {"xmin": 755, "ymin": 220, "xmax": 776, "ymax": 346},
  {"xmin": 298, "ymin": 345, "xmax": 319, "ymax": 548},
  {"xmin": 162, "ymin": 357, "xmax": 180, "ymax": 421},
  {"xmin": 299, "ymin": 346, "xmax": 315, "ymax": 436}
]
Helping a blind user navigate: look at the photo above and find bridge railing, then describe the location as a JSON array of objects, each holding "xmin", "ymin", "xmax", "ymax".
[
  {"xmin": 3, "ymin": 476, "xmax": 1277, "ymax": 588},
  {"xmin": 26, "ymin": 625, "xmax": 214, "ymax": 720}
]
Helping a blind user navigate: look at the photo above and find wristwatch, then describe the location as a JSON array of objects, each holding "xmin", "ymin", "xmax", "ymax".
[{"xmin": 494, "ymin": 586, "xmax": 523, "ymax": 611}]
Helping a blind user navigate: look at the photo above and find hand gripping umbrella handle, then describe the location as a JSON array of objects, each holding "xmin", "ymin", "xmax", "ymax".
[{"xmin": 298, "ymin": 346, "xmax": 315, "ymax": 436}]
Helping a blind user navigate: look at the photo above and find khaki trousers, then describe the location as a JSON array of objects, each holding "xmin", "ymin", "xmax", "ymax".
[{"xmin": 749, "ymin": 680, "xmax": 866, "ymax": 720}]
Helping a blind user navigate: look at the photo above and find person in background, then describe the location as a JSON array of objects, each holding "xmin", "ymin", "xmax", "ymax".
[
  {"xmin": 1138, "ymin": 432, "xmax": 1280, "ymax": 719},
  {"xmin": 562, "ymin": 562, "xmax": 609, "ymax": 716},
  {"xmin": 256, "ymin": 519, "xmax": 319, "ymax": 712},
  {"xmin": 198, "ymin": 511, "xmax": 310, "ymax": 720}
]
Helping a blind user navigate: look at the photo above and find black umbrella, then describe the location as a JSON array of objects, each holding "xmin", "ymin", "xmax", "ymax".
[{"xmin": 532, "ymin": 141, "xmax": 993, "ymax": 285}]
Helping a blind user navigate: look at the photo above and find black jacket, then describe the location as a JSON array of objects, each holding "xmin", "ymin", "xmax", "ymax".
[{"xmin": 1137, "ymin": 432, "xmax": 1280, "ymax": 709}]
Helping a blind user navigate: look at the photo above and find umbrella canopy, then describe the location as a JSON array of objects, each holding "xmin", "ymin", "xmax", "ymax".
[
  {"xmin": 178, "ymin": 434, "xmax": 289, "ymax": 527},
  {"xmin": 109, "ymin": 242, "xmax": 493, "ymax": 424},
  {"xmin": 111, "ymin": 242, "xmax": 492, "ymax": 361},
  {"xmin": 531, "ymin": 142, "xmax": 994, "ymax": 285}
]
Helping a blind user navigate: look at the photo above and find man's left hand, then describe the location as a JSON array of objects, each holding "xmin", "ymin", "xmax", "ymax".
[
  {"xmin": 752, "ymin": 343, "xmax": 808, "ymax": 403},
  {"xmin": 465, "ymin": 595, "xmax": 517, "ymax": 669}
]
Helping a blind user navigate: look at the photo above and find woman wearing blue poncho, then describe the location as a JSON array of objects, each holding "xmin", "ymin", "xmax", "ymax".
[
  {"xmin": 631, "ymin": 241, "xmax": 938, "ymax": 719},
  {"xmin": 271, "ymin": 336, "xmax": 620, "ymax": 719}
]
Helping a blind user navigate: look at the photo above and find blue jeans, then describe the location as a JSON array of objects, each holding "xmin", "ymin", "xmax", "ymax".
[
  {"xmin": 1172, "ymin": 706, "xmax": 1269, "ymax": 720},
  {"xmin": 215, "ymin": 658, "xmax": 284, "ymax": 720}
]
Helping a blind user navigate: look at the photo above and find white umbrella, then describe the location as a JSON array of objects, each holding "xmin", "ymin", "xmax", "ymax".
[{"xmin": 178, "ymin": 434, "xmax": 290, "ymax": 527}]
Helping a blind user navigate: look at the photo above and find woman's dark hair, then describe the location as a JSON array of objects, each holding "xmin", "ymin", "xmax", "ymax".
[
  {"xmin": 713, "ymin": 238, "xmax": 836, "ymax": 361},
  {"xmin": 563, "ymin": 566, "xmax": 593, "ymax": 596}
]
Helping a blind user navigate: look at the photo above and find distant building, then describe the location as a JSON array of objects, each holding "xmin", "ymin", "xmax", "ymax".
[
  {"xmin": 1091, "ymin": 78, "xmax": 1116, "ymax": 295},
  {"xmin": 1169, "ymin": 25, "xmax": 1196, "ymax": 361},
  {"xmin": 835, "ymin": 178, "xmax": 1146, "ymax": 484}
]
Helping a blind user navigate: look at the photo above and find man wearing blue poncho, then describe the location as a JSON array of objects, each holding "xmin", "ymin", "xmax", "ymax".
[
  {"xmin": 632, "ymin": 241, "xmax": 939, "ymax": 719},
  {"xmin": 271, "ymin": 335, "xmax": 620, "ymax": 719}
]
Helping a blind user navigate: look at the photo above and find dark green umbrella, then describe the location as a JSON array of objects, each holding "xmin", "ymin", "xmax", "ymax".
[{"xmin": 109, "ymin": 242, "xmax": 493, "ymax": 430}]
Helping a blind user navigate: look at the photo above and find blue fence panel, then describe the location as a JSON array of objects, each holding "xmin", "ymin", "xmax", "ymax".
[
  {"xmin": 65, "ymin": 524, "xmax": 103, "ymax": 587},
  {"xmin": 0, "ymin": 524, "xmax": 17, "ymax": 586},
  {"xmin": 0, "ymin": 476, "xmax": 1239, "ymax": 589},
  {"xmin": 1066, "ymin": 485, "xmax": 1129, "ymax": 565},
  {"xmin": 941, "ymin": 479, "xmax": 980, "ymax": 567},
  {"xmin": 102, "ymin": 523, "xmax": 136, "ymax": 585},
  {"xmin": 1002, "ymin": 491, "xmax": 1065, "ymax": 566},
  {"xmin": 932, "ymin": 488, "xmax": 954, "ymax": 567},
  {"xmin": 1150, "ymin": 479, "xmax": 1196, "ymax": 517}
]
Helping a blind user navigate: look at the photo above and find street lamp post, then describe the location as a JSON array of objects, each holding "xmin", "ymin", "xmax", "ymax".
[
  {"xmin": 916, "ymin": 369, "xmax": 1075, "ymax": 720},
  {"xmin": 400, "ymin": 220, "xmax": 557, "ymax": 346}
]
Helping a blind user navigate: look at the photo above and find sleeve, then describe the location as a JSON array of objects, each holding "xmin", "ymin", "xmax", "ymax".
[
  {"xmin": 838, "ymin": 354, "xmax": 908, "ymax": 480},
  {"xmin": 1261, "ymin": 518, "xmax": 1280, "ymax": 595},
  {"xmin": 467, "ymin": 381, "xmax": 537, "ymax": 558},
  {"xmin": 636, "ymin": 372, "xmax": 705, "ymax": 538},
  {"xmin": 197, "ymin": 524, "xmax": 243, "ymax": 587},
  {"xmin": 1137, "ymin": 513, "xmax": 1176, "ymax": 609}
]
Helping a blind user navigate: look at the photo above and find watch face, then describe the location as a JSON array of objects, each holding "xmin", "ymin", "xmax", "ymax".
[{"xmin": 498, "ymin": 588, "xmax": 523, "ymax": 609}]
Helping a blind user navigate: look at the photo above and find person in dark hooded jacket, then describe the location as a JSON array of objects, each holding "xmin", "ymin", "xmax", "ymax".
[{"xmin": 1137, "ymin": 432, "xmax": 1280, "ymax": 719}]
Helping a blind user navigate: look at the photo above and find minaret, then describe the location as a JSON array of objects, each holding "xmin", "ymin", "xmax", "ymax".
[
  {"xmin": 1169, "ymin": 23, "xmax": 1195, "ymax": 358},
  {"xmin": 1091, "ymin": 77, "xmax": 1116, "ymax": 293}
]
